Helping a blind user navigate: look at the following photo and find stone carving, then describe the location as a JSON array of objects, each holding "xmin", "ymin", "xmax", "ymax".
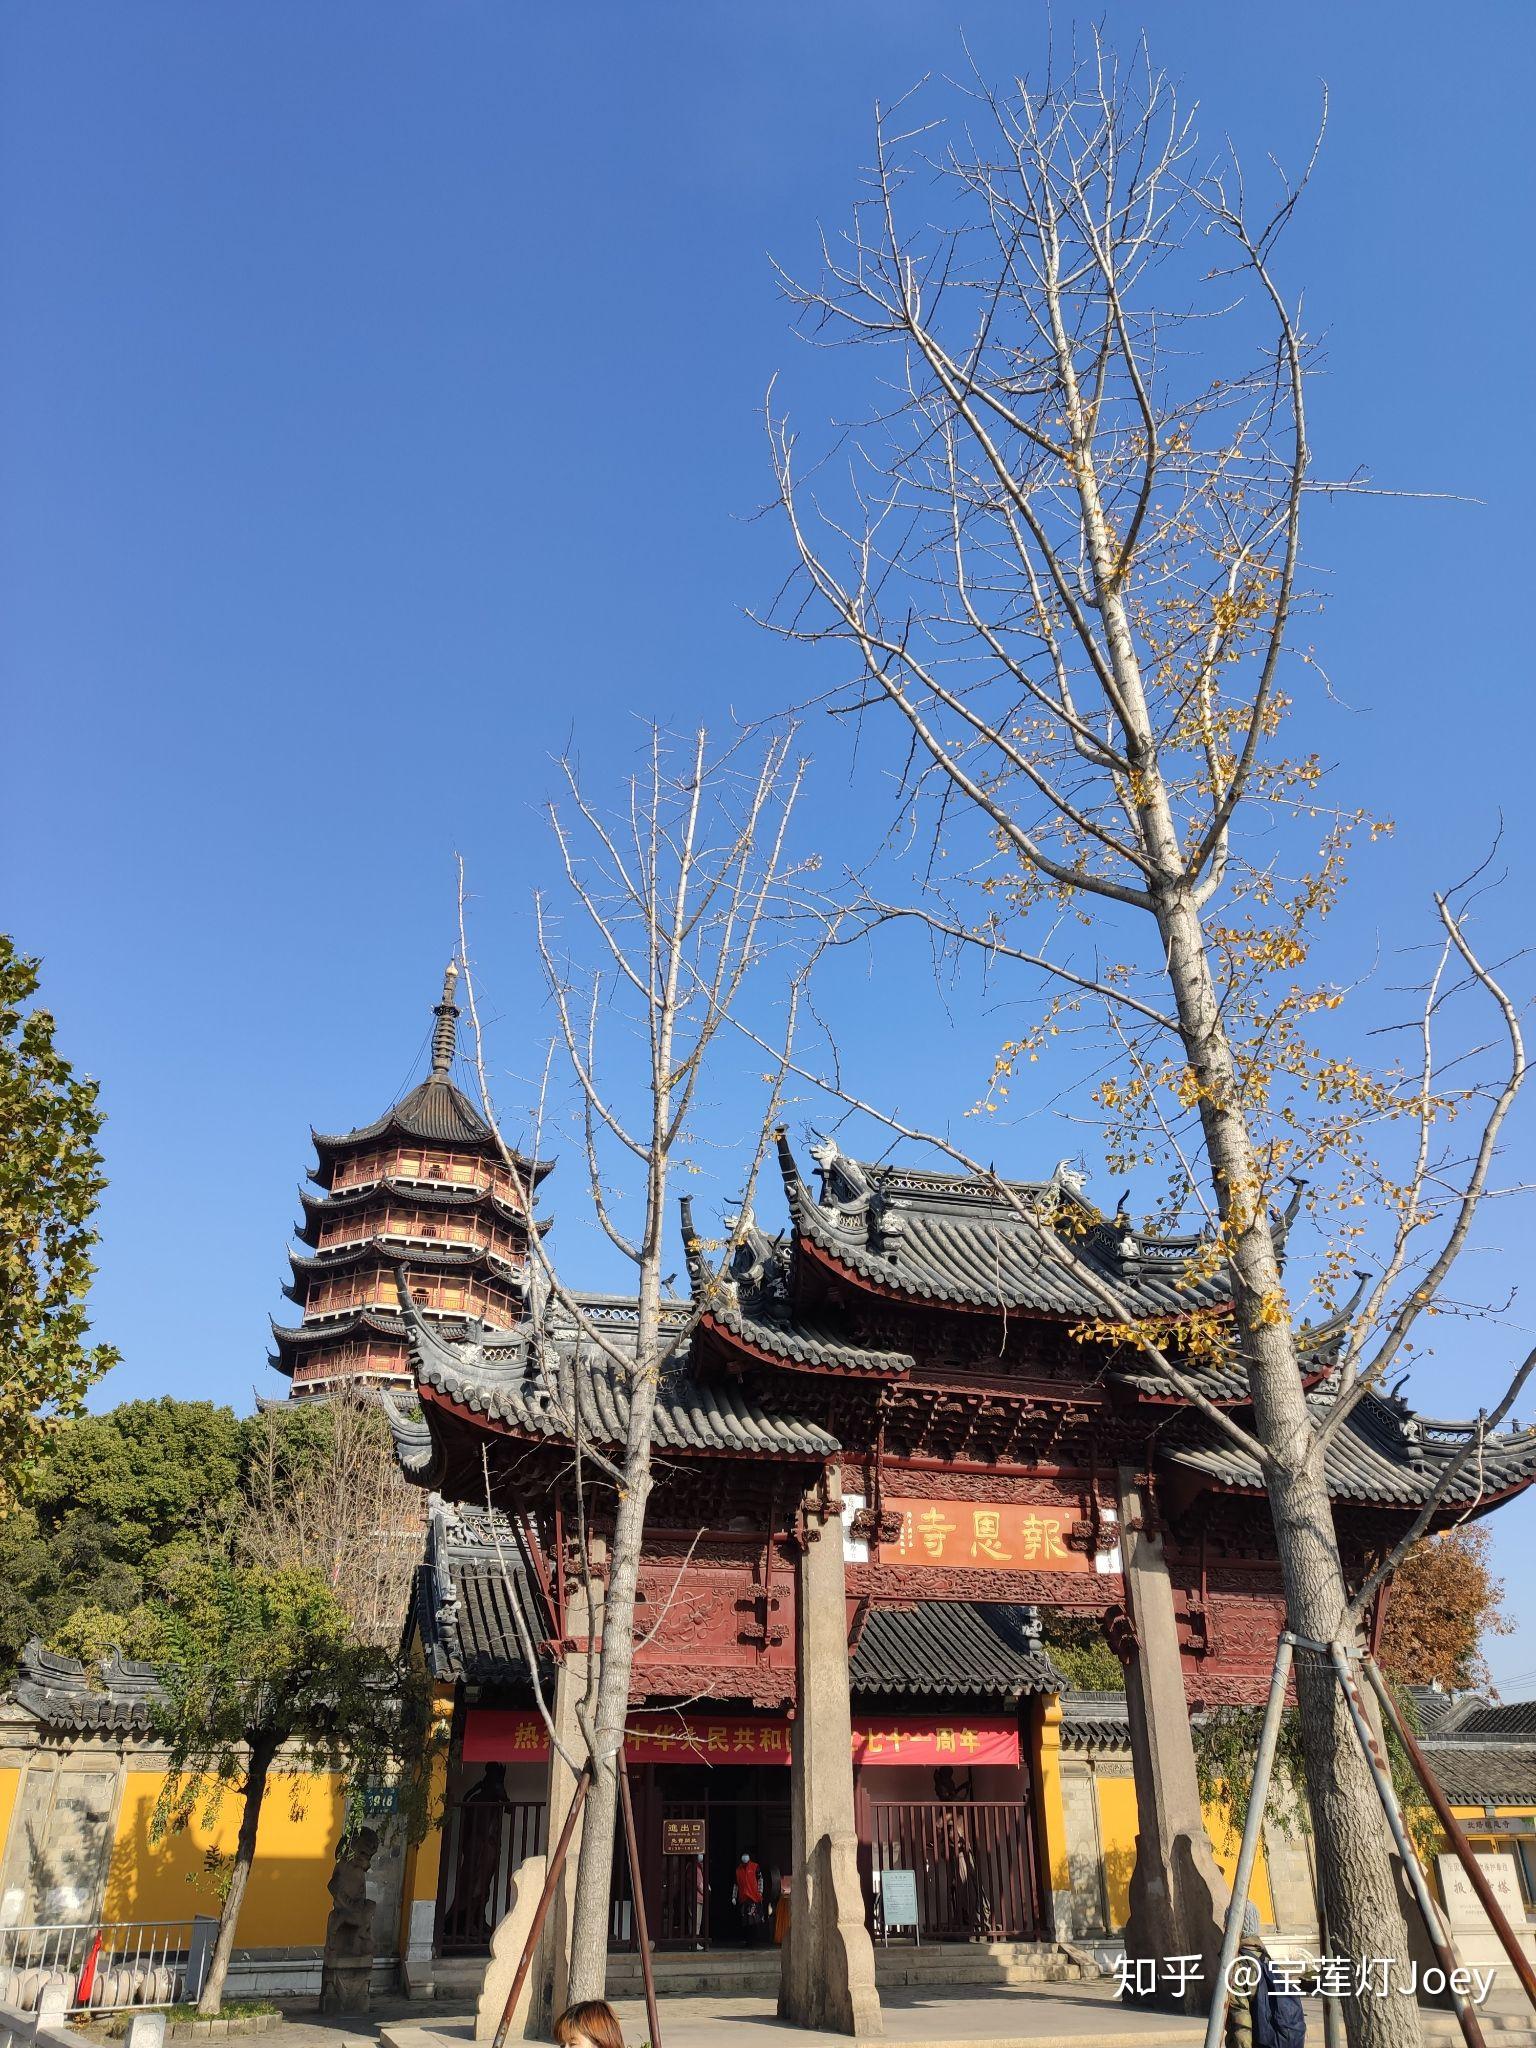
[
  {"xmin": 809, "ymin": 1136, "xmax": 874, "ymax": 1215},
  {"xmin": 722, "ymin": 1203, "xmax": 791, "ymax": 1312},
  {"xmin": 319, "ymin": 1825, "xmax": 380, "ymax": 2015}
]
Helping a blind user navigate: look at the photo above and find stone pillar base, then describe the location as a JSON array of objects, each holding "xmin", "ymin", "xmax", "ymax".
[
  {"xmin": 1122, "ymin": 1826, "xmax": 1226, "ymax": 2013},
  {"xmin": 476, "ymin": 1854, "xmax": 548, "ymax": 2042},
  {"xmin": 1117, "ymin": 1468, "xmax": 1229, "ymax": 2015},
  {"xmin": 779, "ymin": 1832, "xmax": 883, "ymax": 2037}
]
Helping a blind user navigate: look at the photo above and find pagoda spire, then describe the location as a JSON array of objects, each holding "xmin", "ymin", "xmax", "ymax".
[{"xmin": 431, "ymin": 961, "xmax": 461, "ymax": 1076}]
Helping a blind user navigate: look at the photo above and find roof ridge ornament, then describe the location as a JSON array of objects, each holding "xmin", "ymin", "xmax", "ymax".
[
  {"xmin": 808, "ymin": 1132, "xmax": 875, "ymax": 1217},
  {"xmin": 431, "ymin": 960, "xmax": 461, "ymax": 1076}
]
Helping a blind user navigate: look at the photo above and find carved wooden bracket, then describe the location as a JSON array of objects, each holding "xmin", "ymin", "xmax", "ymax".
[
  {"xmin": 1184, "ymin": 1602, "xmax": 1216, "ymax": 1659},
  {"xmin": 1064, "ymin": 1511, "xmax": 1118, "ymax": 1557},
  {"xmin": 849, "ymin": 1506, "xmax": 904, "ymax": 1546}
]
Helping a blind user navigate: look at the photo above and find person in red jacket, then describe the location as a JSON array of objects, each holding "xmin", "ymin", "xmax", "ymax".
[{"xmin": 732, "ymin": 1849, "xmax": 765, "ymax": 1945}]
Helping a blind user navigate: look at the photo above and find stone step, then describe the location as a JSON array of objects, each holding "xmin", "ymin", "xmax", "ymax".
[{"xmin": 602, "ymin": 1940, "xmax": 1087, "ymax": 1997}]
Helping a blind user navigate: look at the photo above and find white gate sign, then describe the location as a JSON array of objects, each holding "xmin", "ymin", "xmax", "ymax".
[{"xmin": 880, "ymin": 1867, "xmax": 920, "ymax": 1935}]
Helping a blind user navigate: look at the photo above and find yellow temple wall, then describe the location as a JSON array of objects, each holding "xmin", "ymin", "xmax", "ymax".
[
  {"xmin": 102, "ymin": 1768, "xmax": 344, "ymax": 1946},
  {"xmin": 0, "ymin": 1766, "xmax": 20, "ymax": 1872}
]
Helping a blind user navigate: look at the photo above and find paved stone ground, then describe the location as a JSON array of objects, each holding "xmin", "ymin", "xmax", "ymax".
[
  {"xmin": 269, "ymin": 1982, "xmax": 1536, "ymax": 2048},
  {"xmin": 268, "ymin": 2003, "xmax": 433, "ymax": 2048},
  {"xmin": 376, "ymin": 1982, "xmax": 1209, "ymax": 2048}
]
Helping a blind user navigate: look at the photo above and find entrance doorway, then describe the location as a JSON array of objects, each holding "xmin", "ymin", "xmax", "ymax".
[{"xmin": 611, "ymin": 1763, "xmax": 791, "ymax": 1952}]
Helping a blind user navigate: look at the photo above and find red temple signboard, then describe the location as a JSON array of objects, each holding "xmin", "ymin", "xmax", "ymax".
[
  {"xmin": 850, "ymin": 1717, "xmax": 1018, "ymax": 1766},
  {"xmin": 885, "ymin": 1498, "xmax": 1090, "ymax": 1572},
  {"xmin": 463, "ymin": 1708, "xmax": 1019, "ymax": 1768}
]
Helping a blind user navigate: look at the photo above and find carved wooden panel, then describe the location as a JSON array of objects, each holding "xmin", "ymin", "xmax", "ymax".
[
  {"xmin": 846, "ymin": 1563, "xmax": 1124, "ymax": 1608},
  {"xmin": 877, "ymin": 1469, "xmax": 1098, "ymax": 1507}
]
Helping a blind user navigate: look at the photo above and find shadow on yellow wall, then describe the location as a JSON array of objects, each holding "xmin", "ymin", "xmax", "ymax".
[
  {"xmin": 1092, "ymin": 1775, "xmax": 1274, "ymax": 1931},
  {"xmin": 1206, "ymin": 1802, "xmax": 1275, "ymax": 1926},
  {"xmin": 104, "ymin": 1771, "xmax": 343, "ymax": 1947}
]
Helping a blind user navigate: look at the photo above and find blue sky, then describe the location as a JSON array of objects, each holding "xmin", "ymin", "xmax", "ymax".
[{"xmin": 4, "ymin": 2, "xmax": 1534, "ymax": 1685}]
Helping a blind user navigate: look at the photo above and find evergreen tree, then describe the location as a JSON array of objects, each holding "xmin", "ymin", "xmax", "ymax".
[{"xmin": 0, "ymin": 936, "xmax": 118, "ymax": 1510}]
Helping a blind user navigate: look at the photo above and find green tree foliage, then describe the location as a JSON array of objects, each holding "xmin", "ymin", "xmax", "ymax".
[
  {"xmin": 1041, "ymin": 1610, "xmax": 1127, "ymax": 1691},
  {"xmin": 0, "ymin": 1398, "xmax": 246, "ymax": 1679},
  {"xmin": 1194, "ymin": 1692, "xmax": 1438, "ymax": 1865},
  {"xmin": 28, "ymin": 1394, "xmax": 437, "ymax": 2016},
  {"xmin": 144, "ymin": 1551, "xmax": 429, "ymax": 2015},
  {"xmin": 0, "ymin": 937, "xmax": 118, "ymax": 1508}
]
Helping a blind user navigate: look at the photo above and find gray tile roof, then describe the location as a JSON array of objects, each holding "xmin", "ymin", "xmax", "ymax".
[
  {"xmin": 1114, "ymin": 1297, "xmax": 1360, "ymax": 1405},
  {"xmin": 404, "ymin": 1293, "xmax": 840, "ymax": 1462},
  {"xmin": 382, "ymin": 1390, "xmax": 435, "ymax": 1477},
  {"xmin": 1455, "ymin": 1701, "xmax": 1536, "ymax": 1738},
  {"xmin": 313, "ymin": 1073, "xmax": 551, "ymax": 1178},
  {"xmin": 1418, "ymin": 1741, "xmax": 1536, "ymax": 1808},
  {"xmin": 9, "ymin": 1641, "xmax": 164, "ymax": 1735},
  {"xmin": 851, "ymin": 1603, "xmax": 1065, "ymax": 1703},
  {"xmin": 1403, "ymin": 1685, "xmax": 1496, "ymax": 1736},
  {"xmin": 271, "ymin": 1303, "xmax": 496, "ymax": 1375},
  {"xmin": 287, "ymin": 1239, "xmax": 525, "ymax": 1286},
  {"xmin": 1059, "ymin": 1687, "xmax": 1131, "ymax": 1750},
  {"xmin": 1167, "ymin": 1388, "xmax": 1536, "ymax": 1508},
  {"xmin": 701, "ymin": 1301, "xmax": 912, "ymax": 1379},
  {"xmin": 270, "ymin": 1306, "xmax": 410, "ymax": 1354},
  {"xmin": 777, "ymin": 1136, "xmax": 1232, "ymax": 1324},
  {"xmin": 298, "ymin": 1179, "xmax": 529, "ymax": 1242},
  {"xmin": 410, "ymin": 1502, "xmax": 547, "ymax": 1688}
]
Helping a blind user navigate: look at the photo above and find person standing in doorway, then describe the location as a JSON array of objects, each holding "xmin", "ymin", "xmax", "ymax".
[{"xmin": 732, "ymin": 1848, "xmax": 765, "ymax": 1945}]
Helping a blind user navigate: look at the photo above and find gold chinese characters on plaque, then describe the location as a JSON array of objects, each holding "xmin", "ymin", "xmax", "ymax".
[
  {"xmin": 884, "ymin": 1498, "xmax": 1090, "ymax": 1573},
  {"xmin": 663, "ymin": 1817, "xmax": 707, "ymax": 1856}
]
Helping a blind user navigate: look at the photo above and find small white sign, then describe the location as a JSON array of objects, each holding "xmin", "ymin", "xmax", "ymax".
[{"xmin": 880, "ymin": 1868, "xmax": 920, "ymax": 1930}]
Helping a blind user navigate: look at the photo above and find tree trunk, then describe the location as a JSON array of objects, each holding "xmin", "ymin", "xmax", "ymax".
[
  {"xmin": 1153, "ymin": 883, "xmax": 1420, "ymax": 2048},
  {"xmin": 1073, "ymin": 466, "xmax": 1418, "ymax": 2046},
  {"xmin": 565, "ymin": 1371, "xmax": 661, "ymax": 2003},
  {"xmin": 196, "ymin": 1734, "xmax": 278, "ymax": 2016}
]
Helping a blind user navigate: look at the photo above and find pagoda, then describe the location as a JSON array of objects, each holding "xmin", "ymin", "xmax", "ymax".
[{"xmin": 270, "ymin": 965, "xmax": 550, "ymax": 1398}]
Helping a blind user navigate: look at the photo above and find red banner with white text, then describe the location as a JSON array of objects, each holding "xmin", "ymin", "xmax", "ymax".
[{"xmin": 463, "ymin": 1708, "xmax": 1019, "ymax": 1769}]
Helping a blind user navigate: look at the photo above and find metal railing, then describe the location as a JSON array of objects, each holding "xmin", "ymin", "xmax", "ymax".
[
  {"xmin": 869, "ymin": 1800, "xmax": 1038, "ymax": 1941},
  {"xmin": 0, "ymin": 1921, "xmax": 200, "ymax": 2013},
  {"xmin": 438, "ymin": 1801, "xmax": 547, "ymax": 1955}
]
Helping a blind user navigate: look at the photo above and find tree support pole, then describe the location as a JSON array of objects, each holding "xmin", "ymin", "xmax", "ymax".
[
  {"xmin": 493, "ymin": 1764, "xmax": 592, "ymax": 2048},
  {"xmin": 1328, "ymin": 1644, "xmax": 1486, "ymax": 2048},
  {"xmin": 1202, "ymin": 1634, "xmax": 1294, "ymax": 2048},
  {"xmin": 618, "ymin": 1750, "xmax": 662, "ymax": 2048},
  {"xmin": 1361, "ymin": 1654, "xmax": 1536, "ymax": 2014}
]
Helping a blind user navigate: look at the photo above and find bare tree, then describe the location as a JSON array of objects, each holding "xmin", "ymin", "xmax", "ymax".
[
  {"xmin": 765, "ymin": 39, "xmax": 1528, "ymax": 2048},
  {"xmin": 456, "ymin": 723, "xmax": 811, "ymax": 2006},
  {"xmin": 242, "ymin": 1390, "xmax": 424, "ymax": 1650}
]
